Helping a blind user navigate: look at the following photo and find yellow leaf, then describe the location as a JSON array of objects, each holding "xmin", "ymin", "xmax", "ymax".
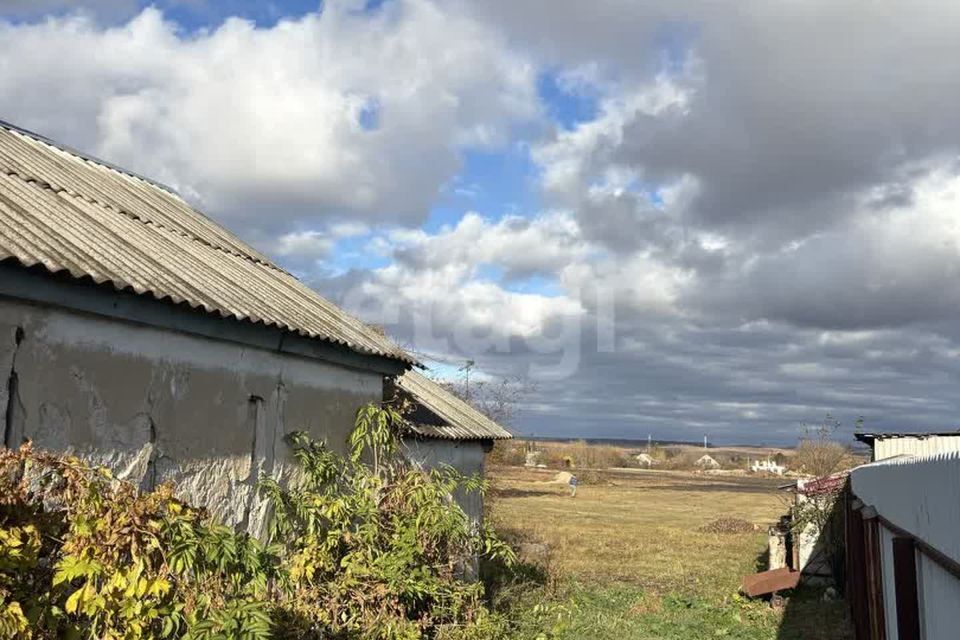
[
  {"xmin": 148, "ymin": 577, "xmax": 171, "ymax": 597},
  {"xmin": 64, "ymin": 586, "xmax": 84, "ymax": 614}
]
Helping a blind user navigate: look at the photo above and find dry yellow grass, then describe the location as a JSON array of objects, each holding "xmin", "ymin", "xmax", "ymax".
[
  {"xmin": 489, "ymin": 466, "xmax": 783, "ymax": 597},
  {"xmin": 488, "ymin": 464, "xmax": 854, "ymax": 639}
]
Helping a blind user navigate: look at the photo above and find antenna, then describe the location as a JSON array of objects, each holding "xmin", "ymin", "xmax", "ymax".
[{"xmin": 458, "ymin": 359, "xmax": 475, "ymax": 401}]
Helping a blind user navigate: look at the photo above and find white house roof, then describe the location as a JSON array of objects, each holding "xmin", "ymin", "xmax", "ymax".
[{"xmin": 0, "ymin": 120, "xmax": 412, "ymax": 364}]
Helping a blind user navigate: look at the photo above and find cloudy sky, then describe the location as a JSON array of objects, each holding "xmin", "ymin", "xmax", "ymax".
[{"xmin": 4, "ymin": 0, "xmax": 960, "ymax": 444}]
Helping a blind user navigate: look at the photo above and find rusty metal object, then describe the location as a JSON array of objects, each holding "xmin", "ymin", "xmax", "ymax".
[{"xmin": 741, "ymin": 567, "xmax": 801, "ymax": 598}]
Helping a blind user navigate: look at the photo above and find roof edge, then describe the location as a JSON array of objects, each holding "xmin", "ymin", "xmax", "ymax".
[
  {"xmin": 0, "ymin": 260, "xmax": 412, "ymax": 372},
  {"xmin": 855, "ymin": 431, "xmax": 960, "ymax": 444},
  {"xmin": 0, "ymin": 119, "xmax": 181, "ymax": 197}
]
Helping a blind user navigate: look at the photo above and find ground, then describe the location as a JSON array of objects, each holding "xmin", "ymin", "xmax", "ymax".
[{"xmin": 487, "ymin": 465, "xmax": 853, "ymax": 639}]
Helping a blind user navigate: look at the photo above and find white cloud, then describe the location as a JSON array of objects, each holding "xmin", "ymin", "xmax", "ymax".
[
  {"xmin": 273, "ymin": 230, "xmax": 334, "ymax": 260},
  {"xmin": 348, "ymin": 260, "xmax": 584, "ymax": 352},
  {"xmin": 533, "ymin": 74, "xmax": 694, "ymax": 202},
  {"xmin": 14, "ymin": 0, "xmax": 960, "ymax": 441},
  {"xmin": 387, "ymin": 210, "xmax": 588, "ymax": 278},
  {"xmin": 0, "ymin": 1, "xmax": 538, "ymax": 233}
]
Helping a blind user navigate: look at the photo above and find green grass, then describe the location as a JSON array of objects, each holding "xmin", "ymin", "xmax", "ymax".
[{"xmin": 486, "ymin": 466, "xmax": 852, "ymax": 639}]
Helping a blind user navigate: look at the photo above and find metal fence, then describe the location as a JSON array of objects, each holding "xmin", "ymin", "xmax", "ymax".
[{"xmin": 846, "ymin": 451, "xmax": 960, "ymax": 640}]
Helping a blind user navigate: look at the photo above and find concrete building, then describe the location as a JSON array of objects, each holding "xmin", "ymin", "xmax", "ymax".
[
  {"xmin": 389, "ymin": 370, "xmax": 512, "ymax": 524},
  {"xmin": 751, "ymin": 459, "xmax": 786, "ymax": 475},
  {"xmin": 0, "ymin": 120, "xmax": 415, "ymax": 535},
  {"xmin": 855, "ymin": 431, "xmax": 960, "ymax": 461}
]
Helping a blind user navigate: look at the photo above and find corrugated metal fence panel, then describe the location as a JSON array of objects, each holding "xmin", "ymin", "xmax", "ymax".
[
  {"xmin": 918, "ymin": 553, "xmax": 960, "ymax": 639},
  {"xmin": 851, "ymin": 452, "xmax": 960, "ymax": 565},
  {"xmin": 875, "ymin": 436, "xmax": 960, "ymax": 460},
  {"xmin": 0, "ymin": 124, "xmax": 412, "ymax": 364},
  {"xmin": 879, "ymin": 527, "xmax": 899, "ymax": 640}
]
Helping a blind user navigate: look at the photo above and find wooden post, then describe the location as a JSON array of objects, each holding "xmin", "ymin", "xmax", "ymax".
[
  {"xmin": 862, "ymin": 510, "xmax": 886, "ymax": 640},
  {"xmin": 892, "ymin": 537, "xmax": 921, "ymax": 640}
]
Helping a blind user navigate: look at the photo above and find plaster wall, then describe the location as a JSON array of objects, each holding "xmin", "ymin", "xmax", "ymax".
[
  {"xmin": 0, "ymin": 296, "xmax": 382, "ymax": 536},
  {"xmin": 400, "ymin": 437, "xmax": 487, "ymax": 526}
]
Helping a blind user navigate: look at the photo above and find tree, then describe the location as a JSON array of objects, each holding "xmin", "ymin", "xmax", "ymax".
[
  {"xmin": 440, "ymin": 374, "xmax": 535, "ymax": 427},
  {"xmin": 794, "ymin": 414, "xmax": 849, "ymax": 477}
]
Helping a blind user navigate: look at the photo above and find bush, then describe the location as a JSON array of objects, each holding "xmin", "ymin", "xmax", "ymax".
[
  {"xmin": 657, "ymin": 450, "xmax": 703, "ymax": 471},
  {"xmin": 263, "ymin": 404, "xmax": 514, "ymax": 639},
  {"xmin": 539, "ymin": 441, "xmax": 629, "ymax": 470},
  {"xmin": 485, "ymin": 441, "xmax": 526, "ymax": 467},
  {"xmin": 0, "ymin": 404, "xmax": 515, "ymax": 640},
  {"xmin": 0, "ymin": 442, "xmax": 274, "ymax": 640}
]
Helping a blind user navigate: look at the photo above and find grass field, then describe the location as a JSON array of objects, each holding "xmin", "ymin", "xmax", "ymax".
[{"xmin": 487, "ymin": 466, "xmax": 853, "ymax": 639}]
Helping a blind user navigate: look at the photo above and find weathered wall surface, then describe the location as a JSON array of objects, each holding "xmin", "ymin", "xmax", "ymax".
[
  {"xmin": 400, "ymin": 438, "xmax": 487, "ymax": 526},
  {"xmin": 0, "ymin": 296, "xmax": 382, "ymax": 536}
]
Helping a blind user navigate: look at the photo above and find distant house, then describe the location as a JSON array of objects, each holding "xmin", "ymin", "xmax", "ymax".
[
  {"xmin": 695, "ymin": 454, "xmax": 720, "ymax": 470},
  {"xmin": 387, "ymin": 370, "xmax": 512, "ymax": 524},
  {"xmin": 751, "ymin": 459, "xmax": 786, "ymax": 475},
  {"xmin": 635, "ymin": 452, "xmax": 656, "ymax": 467},
  {"xmin": 0, "ymin": 119, "xmax": 415, "ymax": 535},
  {"xmin": 854, "ymin": 431, "xmax": 960, "ymax": 461}
]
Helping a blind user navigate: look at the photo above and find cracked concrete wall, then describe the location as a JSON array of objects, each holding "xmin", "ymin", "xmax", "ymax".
[{"xmin": 0, "ymin": 297, "xmax": 382, "ymax": 536}]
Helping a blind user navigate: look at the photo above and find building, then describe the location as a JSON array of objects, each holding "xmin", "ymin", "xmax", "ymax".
[
  {"xmin": 751, "ymin": 459, "xmax": 786, "ymax": 475},
  {"xmin": 793, "ymin": 472, "xmax": 848, "ymax": 584},
  {"xmin": 388, "ymin": 369, "xmax": 512, "ymax": 524},
  {"xmin": 846, "ymin": 451, "xmax": 960, "ymax": 640},
  {"xmin": 855, "ymin": 431, "xmax": 960, "ymax": 461},
  {"xmin": 635, "ymin": 452, "xmax": 655, "ymax": 467},
  {"xmin": 0, "ymin": 119, "xmax": 415, "ymax": 535},
  {"xmin": 695, "ymin": 454, "xmax": 720, "ymax": 470}
]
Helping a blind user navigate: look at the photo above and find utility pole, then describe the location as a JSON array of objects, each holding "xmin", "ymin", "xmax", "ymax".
[
  {"xmin": 459, "ymin": 359, "xmax": 475, "ymax": 402},
  {"xmin": 703, "ymin": 434, "xmax": 708, "ymax": 450},
  {"xmin": 648, "ymin": 434, "xmax": 652, "ymax": 452}
]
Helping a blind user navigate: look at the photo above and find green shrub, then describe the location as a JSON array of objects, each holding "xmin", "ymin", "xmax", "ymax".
[
  {"xmin": 0, "ymin": 403, "xmax": 515, "ymax": 640},
  {"xmin": 261, "ymin": 403, "xmax": 514, "ymax": 639},
  {"xmin": 0, "ymin": 442, "xmax": 273, "ymax": 640}
]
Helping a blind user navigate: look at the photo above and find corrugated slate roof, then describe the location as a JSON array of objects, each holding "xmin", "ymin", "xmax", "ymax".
[
  {"xmin": 0, "ymin": 121, "xmax": 412, "ymax": 364},
  {"xmin": 855, "ymin": 431, "xmax": 960, "ymax": 445},
  {"xmin": 395, "ymin": 370, "xmax": 513, "ymax": 441}
]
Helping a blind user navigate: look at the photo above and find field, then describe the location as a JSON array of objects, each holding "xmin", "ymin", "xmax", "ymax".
[{"xmin": 487, "ymin": 465, "xmax": 853, "ymax": 640}]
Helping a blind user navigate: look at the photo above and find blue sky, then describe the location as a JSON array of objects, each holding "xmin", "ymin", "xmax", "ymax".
[{"xmin": 5, "ymin": 0, "xmax": 960, "ymax": 445}]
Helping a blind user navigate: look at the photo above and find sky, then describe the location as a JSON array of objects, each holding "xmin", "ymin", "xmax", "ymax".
[{"xmin": 3, "ymin": 0, "xmax": 960, "ymax": 445}]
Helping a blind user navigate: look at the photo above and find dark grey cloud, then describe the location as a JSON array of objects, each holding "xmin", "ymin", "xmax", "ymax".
[{"xmin": 473, "ymin": 0, "xmax": 960, "ymax": 233}]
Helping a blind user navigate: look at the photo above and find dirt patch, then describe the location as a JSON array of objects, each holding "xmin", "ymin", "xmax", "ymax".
[
  {"xmin": 490, "ymin": 487, "xmax": 556, "ymax": 499},
  {"xmin": 697, "ymin": 518, "xmax": 757, "ymax": 534}
]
